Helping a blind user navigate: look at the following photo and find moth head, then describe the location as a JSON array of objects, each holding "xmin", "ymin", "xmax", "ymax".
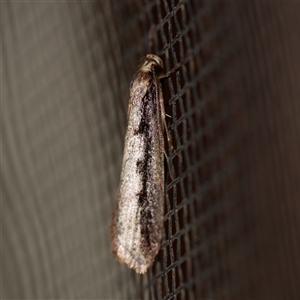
[{"xmin": 140, "ymin": 54, "xmax": 163, "ymax": 74}]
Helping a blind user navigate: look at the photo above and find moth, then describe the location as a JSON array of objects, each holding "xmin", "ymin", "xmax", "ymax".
[{"xmin": 110, "ymin": 54, "xmax": 175, "ymax": 274}]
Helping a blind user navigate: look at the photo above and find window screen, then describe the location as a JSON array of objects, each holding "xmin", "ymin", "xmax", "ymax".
[{"xmin": 3, "ymin": 1, "xmax": 300, "ymax": 299}]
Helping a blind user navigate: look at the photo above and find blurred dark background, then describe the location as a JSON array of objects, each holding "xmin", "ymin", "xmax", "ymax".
[{"xmin": 2, "ymin": 1, "xmax": 300, "ymax": 299}]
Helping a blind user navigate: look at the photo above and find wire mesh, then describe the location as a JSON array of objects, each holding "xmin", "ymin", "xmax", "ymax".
[{"xmin": 2, "ymin": 1, "xmax": 300, "ymax": 299}]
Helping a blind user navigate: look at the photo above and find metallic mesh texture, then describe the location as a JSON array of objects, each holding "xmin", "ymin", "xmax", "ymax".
[{"xmin": 2, "ymin": 1, "xmax": 300, "ymax": 299}]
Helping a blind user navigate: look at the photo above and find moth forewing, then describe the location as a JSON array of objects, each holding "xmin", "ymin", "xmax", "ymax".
[{"xmin": 110, "ymin": 54, "xmax": 167, "ymax": 274}]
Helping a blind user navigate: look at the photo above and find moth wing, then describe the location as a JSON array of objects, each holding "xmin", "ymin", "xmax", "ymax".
[{"xmin": 111, "ymin": 72, "xmax": 165, "ymax": 274}]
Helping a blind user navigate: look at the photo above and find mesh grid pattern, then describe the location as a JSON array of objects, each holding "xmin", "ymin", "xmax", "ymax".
[{"xmin": 2, "ymin": 1, "xmax": 300, "ymax": 299}]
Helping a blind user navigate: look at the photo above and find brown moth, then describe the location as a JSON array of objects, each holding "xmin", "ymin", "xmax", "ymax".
[{"xmin": 110, "ymin": 54, "xmax": 168, "ymax": 274}]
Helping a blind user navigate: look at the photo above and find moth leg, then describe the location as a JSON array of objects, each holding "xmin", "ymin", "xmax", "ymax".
[
  {"xmin": 164, "ymin": 150, "xmax": 174, "ymax": 181},
  {"xmin": 158, "ymin": 59, "xmax": 184, "ymax": 80},
  {"xmin": 160, "ymin": 96, "xmax": 183, "ymax": 166},
  {"xmin": 164, "ymin": 121, "xmax": 176, "ymax": 154},
  {"xmin": 160, "ymin": 94, "xmax": 175, "ymax": 154}
]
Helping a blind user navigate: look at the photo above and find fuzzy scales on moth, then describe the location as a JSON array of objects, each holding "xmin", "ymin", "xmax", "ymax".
[{"xmin": 110, "ymin": 54, "xmax": 166, "ymax": 274}]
